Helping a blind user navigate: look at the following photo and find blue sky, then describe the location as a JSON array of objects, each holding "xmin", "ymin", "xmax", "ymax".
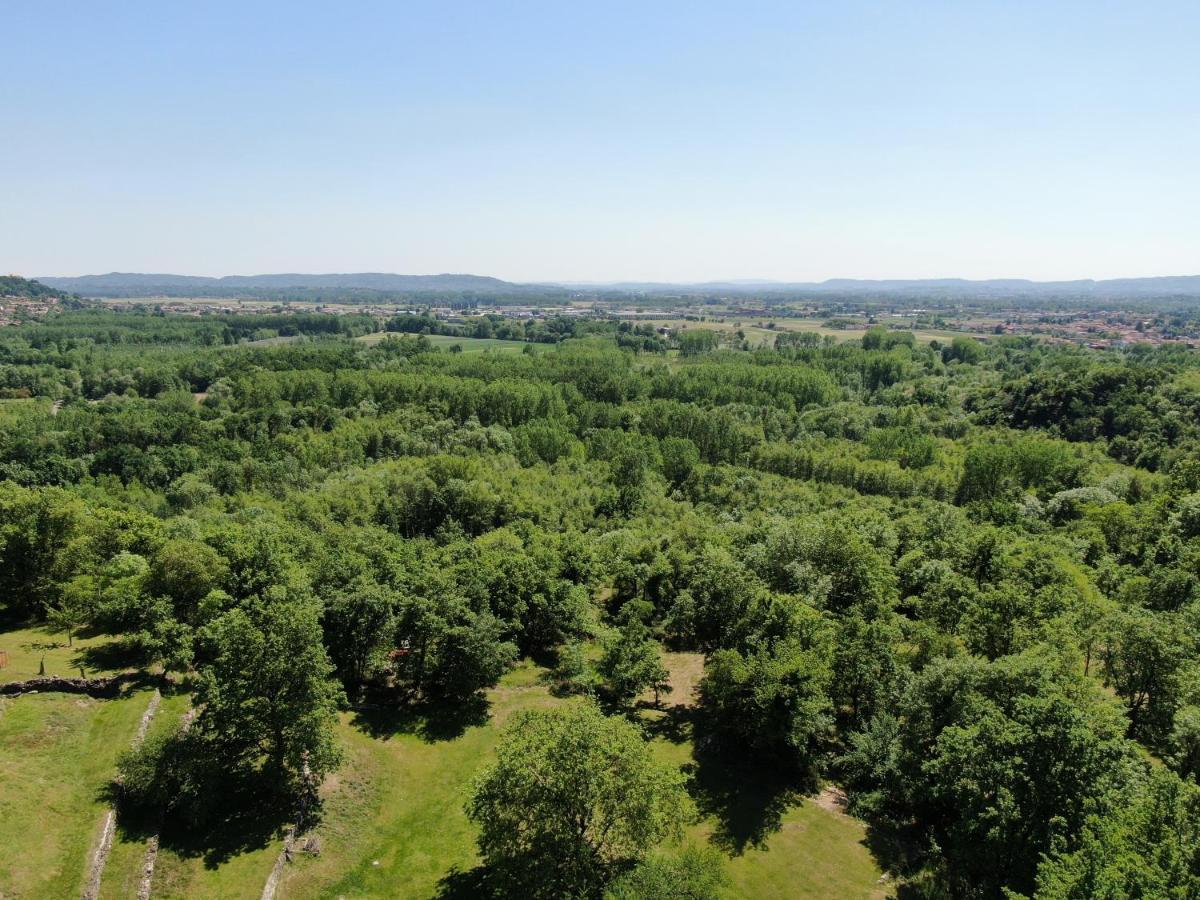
[{"xmin": 3, "ymin": 1, "xmax": 1197, "ymax": 281}]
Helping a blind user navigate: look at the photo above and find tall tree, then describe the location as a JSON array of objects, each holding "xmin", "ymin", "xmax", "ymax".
[
  {"xmin": 467, "ymin": 702, "xmax": 691, "ymax": 897},
  {"xmin": 598, "ymin": 618, "xmax": 671, "ymax": 707},
  {"xmin": 1102, "ymin": 608, "xmax": 1189, "ymax": 741},
  {"xmin": 195, "ymin": 597, "xmax": 343, "ymax": 781},
  {"xmin": 699, "ymin": 636, "xmax": 833, "ymax": 765},
  {"xmin": 841, "ymin": 650, "xmax": 1136, "ymax": 897},
  {"xmin": 1035, "ymin": 769, "xmax": 1200, "ymax": 899}
]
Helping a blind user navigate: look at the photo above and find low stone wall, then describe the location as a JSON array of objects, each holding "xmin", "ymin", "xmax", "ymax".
[{"xmin": 0, "ymin": 675, "xmax": 123, "ymax": 697}]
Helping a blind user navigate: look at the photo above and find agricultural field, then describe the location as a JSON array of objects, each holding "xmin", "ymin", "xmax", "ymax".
[
  {"xmin": 356, "ymin": 332, "xmax": 541, "ymax": 353},
  {"xmin": 641, "ymin": 317, "xmax": 990, "ymax": 348}
]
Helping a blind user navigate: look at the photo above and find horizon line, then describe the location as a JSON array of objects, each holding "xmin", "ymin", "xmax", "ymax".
[{"xmin": 29, "ymin": 270, "xmax": 1200, "ymax": 285}]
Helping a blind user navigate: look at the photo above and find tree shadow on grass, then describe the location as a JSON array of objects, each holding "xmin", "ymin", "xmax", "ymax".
[
  {"xmin": 860, "ymin": 817, "xmax": 928, "ymax": 894},
  {"xmin": 0, "ymin": 607, "xmax": 27, "ymax": 631},
  {"xmin": 684, "ymin": 742, "xmax": 814, "ymax": 856},
  {"xmin": 91, "ymin": 672, "xmax": 157, "ymax": 703},
  {"xmin": 638, "ymin": 702, "xmax": 694, "ymax": 745},
  {"xmin": 435, "ymin": 859, "xmax": 583, "ymax": 900},
  {"xmin": 73, "ymin": 637, "xmax": 147, "ymax": 674},
  {"xmin": 538, "ymin": 669, "xmax": 600, "ymax": 700},
  {"xmin": 158, "ymin": 770, "xmax": 292, "ymax": 869},
  {"xmin": 107, "ymin": 765, "xmax": 294, "ymax": 870},
  {"xmin": 349, "ymin": 693, "xmax": 490, "ymax": 743},
  {"xmin": 435, "ymin": 864, "xmax": 500, "ymax": 899},
  {"xmin": 108, "ymin": 790, "xmax": 161, "ymax": 847}
]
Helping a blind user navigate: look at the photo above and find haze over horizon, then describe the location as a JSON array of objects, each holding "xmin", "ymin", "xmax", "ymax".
[
  {"xmin": 5, "ymin": 1, "xmax": 1198, "ymax": 282},
  {"xmin": 30, "ymin": 270, "xmax": 1200, "ymax": 287}
]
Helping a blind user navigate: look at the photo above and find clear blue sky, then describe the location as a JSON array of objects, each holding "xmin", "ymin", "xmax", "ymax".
[{"xmin": 3, "ymin": 1, "xmax": 1197, "ymax": 282}]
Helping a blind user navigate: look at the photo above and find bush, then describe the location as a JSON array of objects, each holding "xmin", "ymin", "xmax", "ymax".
[{"xmin": 604, "ymin": 845, "xmax": 727, "ymax": 899}]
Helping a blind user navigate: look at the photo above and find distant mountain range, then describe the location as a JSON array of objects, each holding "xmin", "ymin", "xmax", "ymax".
[
  {"xmin": 35, "ymin": 272, "xmax": 1200, "ymax": 300},
  {"xmin": 38, "ymin": 272, "xmax": 530, "ymax": 297}
]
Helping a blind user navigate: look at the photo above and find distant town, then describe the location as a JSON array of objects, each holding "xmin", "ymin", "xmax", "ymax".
[{"xmin": 6, "ymin": 285, "xmax": 1200, "ymax": 350}]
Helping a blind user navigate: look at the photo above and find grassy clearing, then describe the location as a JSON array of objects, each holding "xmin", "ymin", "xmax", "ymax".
[
  {"xmin": 276, "ymin": 660, "xmax": 563, "ymax": 899},
  {"xmin": 356, "ymin": 331, "xmax": 540, "ymax": 353},
  {"xmin": 719, "ymin": 800, "xmax": 888, "ymax": 898},
  {"xmin": 643, "ymin": 652, "xmax": 890, "ymax": 898},
  {"xmin": 424, "ymin": 334, "xmax": 535, "ymax": 353},
  {"xmin": 140, "ymin": 691, "xmax": 291, "ymax": 900},
  {"xmin": 149, "ymin": 832, "xmax": 285, "ymax": 900},
  {"xmin": 655, "ymin": 650, "xmax": 705, "ymax": 707},
  {"xmin": 0, "ymin": 688, "xmax": 157, "ymax": 899},
  {"xmin": 243, "ymin": 334, "xmax": 305, "ymax": 346},
  {"xmin": 0, "ymin": 625, "xmax": 133, "ymax": 684},
  {"xmin": 269, "ymin": 655, "xmax": 887, "ymax": 899}
]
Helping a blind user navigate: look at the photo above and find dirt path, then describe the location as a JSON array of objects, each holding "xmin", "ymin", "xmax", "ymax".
[
  {"xmin": 81, "ymin": 689, "xmax": 161, "ymax": 900},
  {"xmin": 813, "ymin": 784, "xmax": 850, "ymax": 815}
]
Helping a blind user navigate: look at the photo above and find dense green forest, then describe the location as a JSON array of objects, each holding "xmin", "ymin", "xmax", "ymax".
[{"xmin": 3, "ymin": 309, "xmax": 1200, "ymax": 898}]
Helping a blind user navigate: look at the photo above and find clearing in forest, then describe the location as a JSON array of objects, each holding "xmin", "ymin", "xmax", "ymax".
[{"xmin": 267, "ymin": 657, "xmax": 888, "ymax": 899}]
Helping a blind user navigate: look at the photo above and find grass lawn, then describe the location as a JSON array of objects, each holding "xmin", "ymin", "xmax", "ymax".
[
  {"xmin": 275, "ymin": 661, "xmax": 564, "ymax": 899},
  {"xmin": 357, "ymin": 332, "xmax": 541, "ymax": 353},
  {"xmin": 148, "ymin": 830, "xmax": 286, "ymax": 900},
  {"xmin": 719, "ymin": 799, "xmax": 889, "ymax": 899},
  {"xmin": 642, "ymin": 652, "xmax": 890, "ymax": 899},
  {"xmin": 0, "ymin": 688, "xmax": 158, "ymax": 899},
  {"xmin": 137, "ymin": 684, "xmax": 289, "ymax": 900},
  {"xmin": 0, "ymin": 625, "xmax": 135, "ymax": 684},
  {"xmin": 243, "ymin": 334, "xmax": 305, "ymax": 346}
]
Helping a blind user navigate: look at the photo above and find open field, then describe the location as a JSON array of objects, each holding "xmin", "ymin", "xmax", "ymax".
[
  {"xmin": 144, "ymin": 818, "xmax": 286, "ymax": 900},
  {"xmin": 30, "ymin": 657, "xmax": 892, "ymax": 900},
  {"xmin": 357, "ymin": 332, "xmax": 541, "ymax": 353},
  {"xmin": 243, "ymin": 334, "xmax": 305, "ymax": 346},
  {"xmin": 0, "ymin": 688, "xmax": 158, "ymax": 899},
  {"xmin": 643, "ymin": 653, "xmax": 889, "ymax": 899},
  {"xmin": 274, "ymin": 661, "xmax": 564, "ymax": 899},
  {"xmin": 720, "ymin": 799, "xmax": 887, "ymax": 898},
  {"xmin": 0, "ymin": 626, "xmax": 133, "ymax": 684},
  {"xmin": 0, "ymin": 633, "xmax": 888, "ymax": 899}
]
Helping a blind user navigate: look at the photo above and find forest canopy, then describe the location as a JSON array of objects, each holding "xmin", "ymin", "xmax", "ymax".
[{"xmin": 2, "ymin": 307, "xmax": 1200, "ymax": 897}]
